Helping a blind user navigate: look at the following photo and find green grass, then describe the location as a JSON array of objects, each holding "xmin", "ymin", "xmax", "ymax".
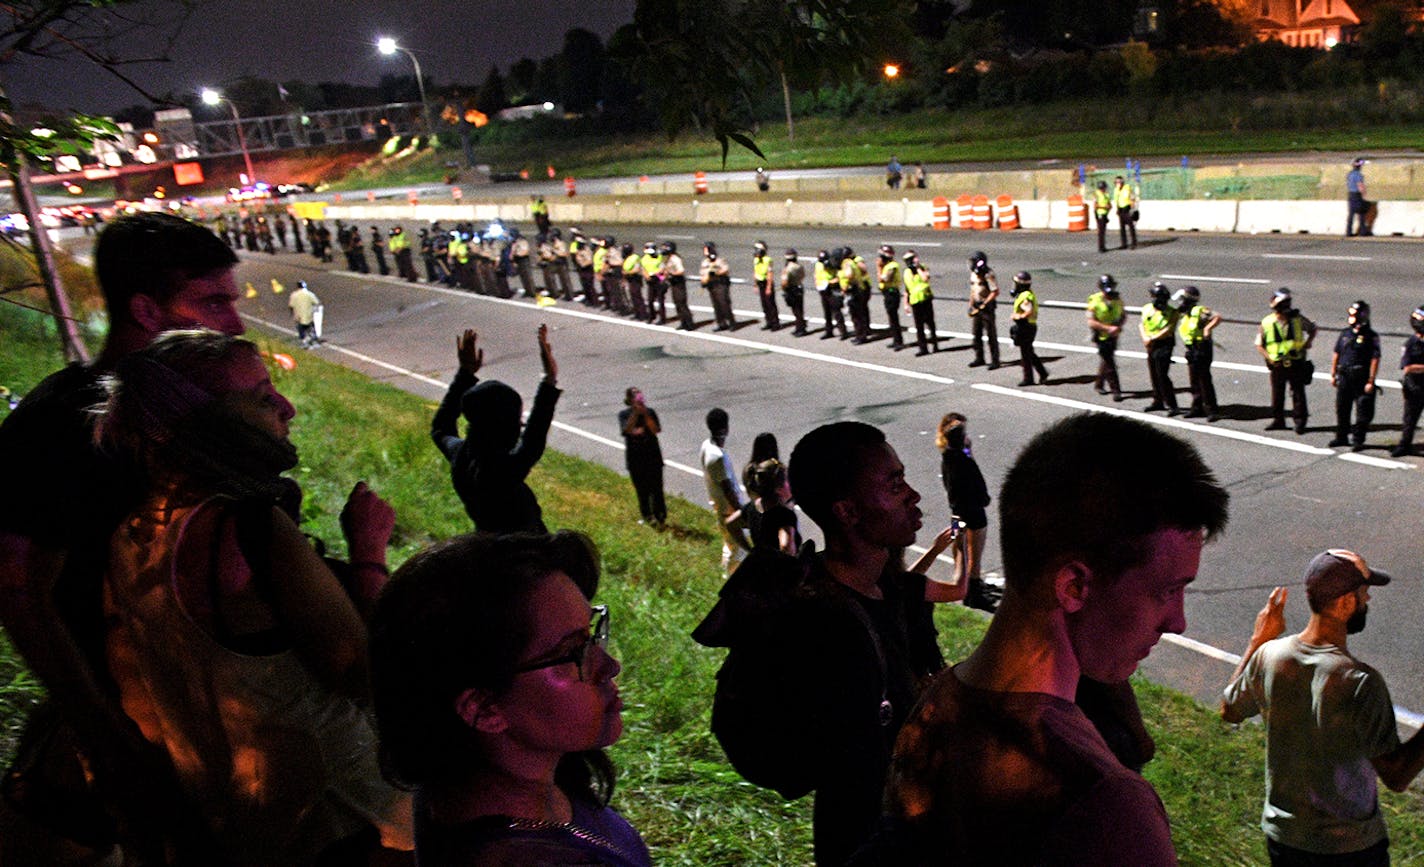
[
  {"xmin": 325, "ymin": 90, "xmax": 1424, "ymax": 192},
  {"xmin": 3, "ymin": 298, "xmax": 1424, "ymax": 864}
]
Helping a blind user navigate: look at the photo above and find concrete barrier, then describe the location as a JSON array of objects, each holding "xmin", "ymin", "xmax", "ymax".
[
  {"xmin": 693, "ymin": 201, "xmax": 742, "ymax": 224},
  {"xmin": 552, "ymin": 203, "xmax": 584, "ymax": 224},
  {"xmin": 580, "ymin": 202, "xmax": 621, "ymax": 222},
  {"xmin": 906, "ymin": 200, "xmax": 937, "ymax": 227},
  {"xmin": 1015, "ymin": 200, "xmax": 1052, "ymax": 230},
  {"xmin": 1237, "ymin": 200, "xmax": 1339, "ymax": 235},
  {"xmin": 1136, "ymin": 201, "xmax": 1238, "ymax": 233},
  {"xmin": 472, "ymin": 204, "xmax": 502, "ymax": 221},
  {"xmin": 843, "ymin": 200, "xmax": 906, "ymax": 226},
  {"xmin": 1376, "ymin": 201, "xmax": 1424, "ymax": 236},
  {"xmin": 787, "ymin": 200, "xmax": 844, "ymax": 225}
]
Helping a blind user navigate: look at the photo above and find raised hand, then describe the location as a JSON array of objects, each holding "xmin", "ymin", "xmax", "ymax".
[
  {"xmin": 457, "ymin": 329, "xmax": 483, "ymax": 375},
  {"xmin": 538, "ymin": 323, "xmax": 557, "ymax": 383}
]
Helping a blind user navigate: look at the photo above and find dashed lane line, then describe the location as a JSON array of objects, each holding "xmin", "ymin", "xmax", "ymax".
[
  {"xmin": 1158, "ymin": 273, "xmax": 1272, "ymax": 285},
  {"xmin": 1262, "ymin": 253, "xmax": 1372, "ymax": 262}
]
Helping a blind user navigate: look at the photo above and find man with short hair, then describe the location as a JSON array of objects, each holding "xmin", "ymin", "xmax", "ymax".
[
  {"xmin": 1222, "ymin": 550, "xmax": 1424, "ymax": 866},
  {"xmin": 880, "ymin": 412, "xmax": 1230, "ymax": 865},
  {"xmin": 700, "ymin": 408, "xmax": 750, "ymax": 575},
  {"xmin": 289, "ymin": 280, "xmax": 321, "ymax": 347},
  {"xmin": 0, "ymin": 211, "xmax": 242, "ymax": 856}
]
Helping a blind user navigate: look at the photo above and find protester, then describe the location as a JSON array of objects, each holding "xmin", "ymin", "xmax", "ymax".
[
  {"xmin": 877, "ymin": 412, "xmax": 1229, "ymax": 865},
  {"xmin": 288, "ymin": 279, "xmax": 321, "ymax": 348},
  {"xmin": 700, "ymin": 408, "xmax": 750, "ymax": 576},
  {"xmin": 936, "ymin": 413, "xmax": 995, "ymax": 611},
  {"xmin": 96, "ymin": 329, "xmax": 412, "ymax": 863},
  {"xmin": 741, "ymin": 458, "xmax": 800, "ymax": 555},
  {"xmin": 431, "ymin": 326, "xmax": 560, "ymax": 533},
  {"xmin": 618, "ymin": 387, "xmax": 666, "ymax": 529},
  {"xmin": 371, "ymin": 531, "xmax": 650, "ymax": 866}
]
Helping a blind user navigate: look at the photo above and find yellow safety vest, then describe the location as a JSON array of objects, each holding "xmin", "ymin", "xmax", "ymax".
[
  {"xmin": 623, "ymin": 254, "xmax": 642, "ymax": 276},
  {"xmin": 388, "ymin": 232, "xmax": 409, "ymax": 253},
  {"xmin": 814, "ymin": 262, "xmax": 832, "ymax": 291},
  {"xmin": 879, "ymin": 260, "xmax": 902, "ymax": 293},
  {"xmin": 1087, "ymin": 291, "xmax": 1123, "ymax": 342},
  {"xmin": 1141, "ymin": 303, "xmax": 1176, "ymax": 340},
  {"xmin": 1113, "ymin": 184, "xmax": 1134, "ymax": 209},
  {"xmin": 1260, "ymin": 314, "xmax": 1306, "ymax": 362},
  {"xmin": 753, "ymin": 255, "xmax": 771, "ymax": 282},
  {"xmin": 1094, "ymin": 189, "xmax": 1111, "ymax": 216},
  {"xmin": 1179, "ymin": 305, "xmax": 1211, "ymax": 346},
  {"xmin": 642, "ymin": 253, "xmax": 663, "ymax": 278},
  {"xmin": 593, "ymin": 247, "xmax": 607, "ymax": 273},
  {"xmin": 449, "ymin": 237, "xmax": 468, "ymax": 263},
  {"xmin": 905, "ymin": 268, "xmax": 932, "ymax": 305},
  {"xmin": 1016, "ymin": 289, "xmax": 1038, "ymax": 325}
]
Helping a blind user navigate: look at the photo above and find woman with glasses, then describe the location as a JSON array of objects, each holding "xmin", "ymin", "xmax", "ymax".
[{"xmin": 370, "ymin": 531, "xmax": 650, "ymax": 867}]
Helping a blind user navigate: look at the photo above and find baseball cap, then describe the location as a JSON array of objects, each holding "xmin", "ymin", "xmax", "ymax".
[{"xmin": 1304, "ymin": 548, "xmax": 1391, "ymax": 609}]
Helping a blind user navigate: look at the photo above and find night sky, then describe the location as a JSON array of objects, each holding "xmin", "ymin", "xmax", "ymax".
[{"xmin": 11, "ymin": 0, "xmax": 637, "ymax": 114}]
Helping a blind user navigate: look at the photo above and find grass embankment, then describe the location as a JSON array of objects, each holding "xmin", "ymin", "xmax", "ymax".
[
  {"xmin": 327, "ymin": 90, "xmax": 1424, "ymax": 193},
  {"xmin": 2, "ymin": 299, "xmax": 1423, "ymax": 863}
]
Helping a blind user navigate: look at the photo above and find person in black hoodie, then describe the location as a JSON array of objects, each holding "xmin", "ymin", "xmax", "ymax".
[
  {"xmin": 431, "ymin": 325, "xmax": 560, "ymax": 533},
  {"xmin": 937, "ymin": 412, "xmax": 995, "ymax": 611}
]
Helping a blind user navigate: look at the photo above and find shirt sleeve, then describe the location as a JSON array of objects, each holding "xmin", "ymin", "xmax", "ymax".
[
  {"xmin": 430, "ymin": 369, "xmax": 476, "ymax": 462},
  {"xmin": 1222, "ymin": 646, "xmax": 1263, "ymax": 722},
  {"xmin": 508, "ymin": 378, "xmax": 561, "ymax": 474},
  {"xmin": 1353, "ymin": 667, "xmax": 1402, "ymax": 760},
  {"xmin": 1046, "ymin": 774, "xmax": 1178, "ymax": 866}
]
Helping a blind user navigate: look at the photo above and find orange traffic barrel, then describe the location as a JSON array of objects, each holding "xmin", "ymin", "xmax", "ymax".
[
  {"xmin": 955, "ymin": 194, "xmax": 974, "ymax": 228},
  {"xmin": 996, "ymin": 195, "xmax": 1019, "ymax": 231},
  {"xmin": 694, "ymin": 170, "xmax": 708, "ymax": 195},
  {"xmin": 452, "ymin": 186, "xmax": 463, "ymax": 201},
  {"xmin": 564, "ymin": 176, "xmax": 577, "ymax": 197},
  {"xmin": 333, "ymin": 193, "xmax": 342, "ymax": 203},
  {"xmin": 407, "ymin": 189, "xmax": 419, "ymax": 205},
  {"xmin": 932, "ymin": 196, "xmax": 951, "ymax": 230},
  {"xmin": 1067, "ymin": 195, "xmax": 1088, "ymax": 232},
  {"xmin": 366, "ymin": 190, "xmax": 377, "ymax": 202},
  {"xmin": 972, "ymin": 195, "xmax": 991, "ymax": 230}
]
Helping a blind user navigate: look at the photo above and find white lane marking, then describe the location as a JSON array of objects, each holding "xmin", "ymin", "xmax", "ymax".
[
  {"xmin": 240, "ymin": 309, "xmax": 1421, "ymax": 725},
  {"xmin": 1338, "ymin": 452, "xmax": 1412, "ymax": 469},
  {"xmin": 661, "ymin": 234, "xmax": 697, "ymax": 240},
  {"xmin": 1159, "ymin": 273, "xmax": 1272, "ymax": 285},
  {"xmin": 1262, "ymin": 253, "xmax": 1372, "ymax": 262},
  {"xmin": 904, "ymin": 242, "xmax": 943, "ymax": 247}
]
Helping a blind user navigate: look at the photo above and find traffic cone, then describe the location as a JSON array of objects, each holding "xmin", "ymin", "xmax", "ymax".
[
  {"xmin": 245, "ymin": 282, "xmax": 258, "ymax": 298},
  {"xmin": 271, "ymin": 279, "xmax": 285, "ymax": 294}
]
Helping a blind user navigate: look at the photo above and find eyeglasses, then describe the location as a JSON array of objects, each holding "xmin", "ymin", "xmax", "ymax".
[{"xmin": 512, "ymin": 605, "xmax": 610, "ymax": 683}]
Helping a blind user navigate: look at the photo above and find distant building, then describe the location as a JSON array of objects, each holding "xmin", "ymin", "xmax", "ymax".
[{"xmin": 1254, "ymin": 0, "xmax": 1359, "ymax": 47}]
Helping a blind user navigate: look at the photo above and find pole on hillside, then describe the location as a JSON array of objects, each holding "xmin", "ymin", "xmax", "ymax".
[
  {"xmin": 7, "ymin": 152, "xmax": 89, "ymax": 364},
  {"xmin": 780, "ymin": 70, "xmax": 795, "ymax": 144}
]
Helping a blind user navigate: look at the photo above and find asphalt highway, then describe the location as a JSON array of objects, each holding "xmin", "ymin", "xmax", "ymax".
[{"xmin": 214, "ymin": 221, "xmax": 1424, "ymax": 724}]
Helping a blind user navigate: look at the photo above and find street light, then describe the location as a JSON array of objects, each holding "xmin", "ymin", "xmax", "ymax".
[
  {"xmin": 377, "ymin": 36, "xmax": 433, "ymax": 141},
  {"xmin": 201, "ymin": 88, "xmax": 255, "ymax": 186}
]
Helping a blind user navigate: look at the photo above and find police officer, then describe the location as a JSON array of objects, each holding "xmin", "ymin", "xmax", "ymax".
[
  {"xmin": 701, "ymin": 242, "xmax": 734, "ymax": 331},
  {"xmin": 510, "ymin": 229, "xmax": 535, "ymax": 297},
  {"xmin": 569, "ymin": 228, "xmax": 597, "ymax": 305},
  {"xmin": 1175, "ymin": 285, "xmax": 1222, "ymax": 421},
  {"xmin": 622, "ymin": 243, "xmax": 647, "ymax": 320},
  {"xmin": 550, "ymin": 228, "xmax": 574, "ymax": 301},
  {"xmin": 841, "ymin": 246, "xmax": 873, "ymax": 344},
  {"xmin": 370, "ymin": 226, "xmax": 389, "ymax": 275},
  {"xmin": 418, "ymin": 228, "xmax": 438, "ymax": 282},
  {"xmin": 664, "ymin": 242, "xmax": 693, "ymax": 330},
  {"xmin": 642, "ymin": 241, "xmax": 666, "ymax": 323},
  {"xmin": 1140, "ymin": 281, "xmax": 1181, "ymax": 415},
  {"xmin": 1093, "ymin": 180, "xmax": 1112, "ymax": 253},
  {"xmin": 877, "ymin": 244, "xmax": 905, "ymax": 350},
  {"xmin": 1329, "ymin": 300, "xmax": 1380, "ymax": 451},
  {"xmin": 752, "ymin": 240, "xmax": 780, "ymax": 330},
  {"xmin": 1086, "ymin": 274, "xmax": 1125, "ymax": 401},
  {"xmin": 780, "ymin": 248, "xmax": 808, "ymax": 336},
  {"xmin": 603, "ymin": 237, "xmax": 626, "ymax": 312},
  {"xmin": 967, "ymin": 251, "xmax": 999, "ymax": 369},
  {"xmin": 1010, "ymin": 271, "xmax": 1048, "ymax": 386},
  {"xmin": 815, "ymin": 249, "xmax": 847, "ymax": 340},
  {"xmin": 1114, "ymin": 175, "xmax": 1138, "ymax": 250},
  {"xmin": 1256, "ymin": 288, "xmax": 1317, "ymax": 434},
  {"xmin": 389, "ymin": 226, "xmax": 418, "ymax": 282},
  {"xmin": 1392, "ymin": 305, "xmax": 1424, "ymax": 457},
  {"xmin": 904, "ymin": 250, "xmax": 938, "ymax": 356}
]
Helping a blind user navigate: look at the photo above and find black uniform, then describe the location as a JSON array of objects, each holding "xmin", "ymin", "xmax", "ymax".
[
  {"xmin": 1332, "ymin": 325, "xmax": 1380, "ymax": 448},
  {"xmin": 1397, "ymin": 334, "xmax": 1424, "ymax": 455}
]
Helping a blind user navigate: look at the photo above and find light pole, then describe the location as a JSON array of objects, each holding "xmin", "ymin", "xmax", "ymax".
[
  {"xmin": 201, "ymin": 88, "xmax": 255, "ymax": 185},
  {"xmin": 377, "ymin": 37, "xmax": 433, "ymax": 141}
]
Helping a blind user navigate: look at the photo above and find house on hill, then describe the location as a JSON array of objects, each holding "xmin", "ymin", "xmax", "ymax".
[{"xmin": 1254, "ymin": 0, "xmax": 1360, "ymax": 47}]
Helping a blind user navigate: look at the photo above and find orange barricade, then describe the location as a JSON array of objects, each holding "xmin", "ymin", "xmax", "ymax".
[
  {"xmin": 333, "ymin": 193, "xmax": 342, "ymax": 203},
  {"xmin": 564, "ymin": 176, "xmax": 576, "ymax": 197},
  {"xmin": 932, "ymin": 196, "xmax": 951, "ymax": 230},
  {"xmin": 972, "ymin": 195, "xmax": 991, "ymax": 230},
  {"xmin": 955, "ymin": 194, "xmax": 974, "ymax": 228},
  {"xmin": 366, "ymin": 190, "xmax": 376, "ymax": 202},
  {"xmin": 996, "ymin": 195, "xmax": 1019, "ymax": 231},
  {"xmin": 451, "ymin": 186, "xmax": 463, "ymax": 201},
  {"xmin": 694, "ymin": 170, "xmax": 708, "ymax": 195},
  {"xmin": 1067, "ymin": 195, "xmax": 1088, "ymax": 232},
  {"xmin": 407, "ymin": 190, "xmax": 419, "ymax": 205}
]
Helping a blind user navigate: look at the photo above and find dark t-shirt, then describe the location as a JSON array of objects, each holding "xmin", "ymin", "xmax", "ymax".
[
  {"xmin": 416, "ymin": 796, "xmax": 651, "ymax": 867},
  {"xmin": 616, "ymin": 406, "xmax": 662, "ymax": 468},
  {"xmin": 746, "ymin": 502, "xmax": 799, "ymax": 552},
  {"xmin": 1334, "ymin": 326, "xmax": 1381, "ymax": 370},
  {"xmin": 880, "ymin": 668, "xmax": 1177, "ymax": 866},
  {"xmin": 940, "ymin": 448, "xmax": 990, "ymax": 530}
]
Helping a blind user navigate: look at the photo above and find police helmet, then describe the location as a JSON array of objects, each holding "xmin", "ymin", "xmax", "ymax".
[
  {"xmin": 550, "ymin": 227, "xmax": 562, "ymax": 239},
  {"xmin": 1352, "ymin": 157, "xmax": 1366, "ymax": 168},
  {"xmin": 391, "ymin": 226, "xmax": 403, "ymax": 234},
  {"xmin": 1348, "ymin": 299, "xmax": 1370, "ymax": 325},
  {"xmin": 570, "ymin": 226, "xmax": 583, "ymax": 236},
  {"xmin": 1171, "ymin": 285, "xmax": 1200, "ymax": 312},
  {"xmin": 753, "ymin": 240, "xmax": 767, "ymax": 254},
  {"xmin": 621, "ymin": 243, "xmax": 634, "ymax": 256},
  {"xmin": 644, "ymin": 241, "xmax": 657, "ymax": 252},
  {"xmin": 1412, "ymin": 305, "xmax": 1424, "ymax": 333},
  {"xmin": 784, "ymin": 248, "xmax": 797, "ymax": 260},
  {"xmin": 1097, "ymin": 180, "xmax": 1108, "ymax": 190},
  {"xmin": 903, "ymin": 250, "xmax": 918, "ymax": 263},
  {"xmin": 879, "ymin": 244, "xmax": 895, "ymax": 259},
  {"xmin": 969, "ymin": 251, "xmax": 988, "ymax": 271},
  {"xmin": 817, "ymin": 249, "xmax": 829, "ymax": 263},
  {"xmin": 1150, "ymin": 281, "xmax": 1171, "ymax": 305},
  {"xmin": 663, "ymin": 240, "xmax": 677, "ymax": 254},
  {"xmin": 1099, "ymin": 274, "xmax": 1118, "ymax": 293},
  {"xmin": 1269, "ymin": 288, "xmax": 1293, "ymax": 311},
  {"xmin": 844, "ymin": 246, "xmax": 855, "ymax": 259},
  {"xmin": 704, "ymin": 241, "xmax": 718, "ymax": 257},
  {"xmin": 1012, "ymin": 271, "xmax": 1032, "ymax": 292},
  {"xmin": 605, "ymin": 235, "xmax": 615, "ymax": 247}
]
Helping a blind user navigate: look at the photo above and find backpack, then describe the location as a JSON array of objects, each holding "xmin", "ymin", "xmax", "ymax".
[{"xmin": 692, "ymin": 544, "xmax": 893, "ymax": 800}]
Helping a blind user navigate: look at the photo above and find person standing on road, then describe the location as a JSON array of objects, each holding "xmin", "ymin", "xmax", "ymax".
[
  {"xmin": 642, "ymin": 241, "xmax": 667, "ymax": 323},
  {"xmin": 877, "ymin": 245, "xmax": 905, "ymax": 351},
  {"xmin": 273, "ymin": 214, "xmax": 288, "ymax": 249},
  {"xmin": 622, "ymin": 243, "xmax": 647, "ymax": 320},
  {"xmin": 780, "ymin": 248, "xmax": 808, "ymax": 336},
  {"xmin": 843, "ymin": 248, "xmax": 874, "ymax": 344},
  {"xmin": 1087, "ymin": 274, "xmax": 1125, "ymax": 401},
  {"xmin": 1176, "ymin": 285, "xmax": 1222, "ymax": 421},
  {"xmin": 570, "ymin": 228, "xmax": 597, "ymax": 304},
  {"xmin": 602, "ymin": 237, "xmax": 626, "ymax": 313},
  {"xmin": 904, "ymin": 250, "xmax": 939, "ymax": 356},
  {"xmin": 700, "ymin": 408, "xmax": 750, "ymax": 576},
  {"xmin": 701, "ymin": 242, "xmax": 735, "ymax": 331},
  {"xmin": 370, "ymin": 226, "xmax": 389, "ymax": 276},
  {"xmin": 1257, "ymin": 288, "xmax": 1317, "ymax": 435},
  {"xmin": 937, "ymin": 412, "xmax": 994, "ymax": 612},
  {"xmin": 816, "ymin": 249, "xmax": 847, "ymax": 340},
  {"xmin": 665, "ymin": 242, "xmax": 694, "ymax": 330},
  {"xmin": 1094, "ymin": 180, "xmax": 1112, "ymax": 254},
  {"xmin": 1329, "ymin": 300, "xmax": 1380, "ymax": 451},
  {"xmin": 966, "ymin": 251, "xmax": 1000, "ymax": 369},
  {"xmin": 289, "ymin": 280, "xmax": 321, "ymax": 348},
  {"xmin": 1346, "ymin": 158, "xmax": 1368, "ymax": 238},
  {"xmin": 550, "ymin": 228, "xmax": 575, "ymax": 300},
  {"xmin": 1114, "ymin": 175, "xmax": 1138, "ymax": 251},
  {"xmin": 1141, "ymin": 281, "xmax": 1182, "ymax": 415},
  {"xmin": 886, "ymin": 155, "xmax": 903, "ymax": 189},
  {"xmin": 619, "ymin": 387, "xmax": 666, "ymax": 529},
  {"xmin": 752, "ymin": 241, "xmax": 781, "ymax": 331},
  {"xmin": 510, "ymin": 229, "xmax": 535, "ymax": 297},
  {"xmin": 1009, "ymin": 271, "xmax": 1049, "ymax": 386},
  {"xmin": 1223, "ymin": 550, "xmax": 1424, "ymax": 867},
  {"xmin": 530, "ymin": 194, "xmax": 550, "ymax": 234},
  {"xmin": 1391, "ymin": 305, "xmax": 1424, "ymax": 457},
  {"xmin": 389, "ymin": 226, "xmax": 418, "ymax": 282}
]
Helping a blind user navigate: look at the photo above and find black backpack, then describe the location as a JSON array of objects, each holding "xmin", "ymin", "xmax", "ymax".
[{"xmin": 692, "ymin": 544, "xmax": 894, "ymax": 800}]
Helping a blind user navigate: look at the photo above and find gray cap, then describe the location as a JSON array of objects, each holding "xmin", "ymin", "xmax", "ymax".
[{"xmin": 1305, "ymin": 548, "xmax": 1391, "ymax": 609}]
